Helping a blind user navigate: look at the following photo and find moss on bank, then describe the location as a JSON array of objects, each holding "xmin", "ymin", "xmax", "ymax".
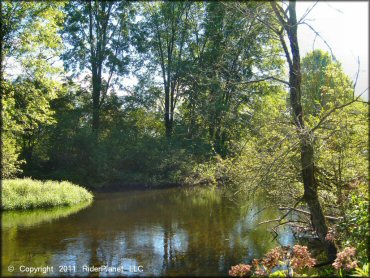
[{"xmin": 1, "ymin": 178, "xmax": 93, "ymax": 210}]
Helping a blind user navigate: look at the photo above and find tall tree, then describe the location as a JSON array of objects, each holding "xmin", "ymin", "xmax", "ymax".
[
  {"xmin": 301, "ymin": 50, "xmax": 333, "ymax": 115},
  {"xmin": 62, "ymin": 1, "xmax": 133, "ymax": 133},
  {"xmin": 270, "ymin": 1, "xmax": 338, "ymax": 260},
  {"xmin": 134, "ymin": 2, "xmax": 194, "ymax": 138},
  {"xmin": 1, "ymin": 1, "xmax": 65, "ymax": 176},
  {"xmin": 302, "ymin": 50, "xmax": 368, "ymax": 220},
  {"xmin": 188, "ymin": 2, "xmax": 282, "ymax": 156}
]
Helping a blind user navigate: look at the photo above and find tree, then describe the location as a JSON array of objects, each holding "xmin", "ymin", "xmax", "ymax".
[
  {"xmin": 301, "ymin": 50, "xmax": 368, "ymax": 219},
  {"xmin": 270, "ymin": 1, "xmax": 338, "ymax": 260},
  {"xmin": 1, "ymin": 1, "xmax": 65, "ymax": 175},
  {"xmin": 1, "ymin": 81, "xmax": 24, "ymax": 178},
  {"xmin": 301, "ymin": 50, "xmax": 333, "ymax": 115},
  {"xmin": 62, "ymin": 1, "xmax": 133, "ymax": 133},
  {"xmin": 134, "ymin": 2, "xmax": 194, "ymax": 138},
  {"xmin": 183, "ymin": 2, "xmax": 283, "ymax": 156}
]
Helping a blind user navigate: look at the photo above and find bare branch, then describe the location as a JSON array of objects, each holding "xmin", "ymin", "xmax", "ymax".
[
  {"xmin": 353, "ymin": 56, "xmax": 360, "ymax": 95},
  {"xmin": 302, "ymin": 22, "xmax": 336, "ymax": 61},
  {"xmin": 298, "ymin": 1, "xmax": 319, "ymax": 24},
  {"xmin": 233, "ymin": 76, "xmax": 289, "ymax": 86},
  {"xmin": 311, "ymin": 89, "xmax": 368, "ymax": 132},
  {"xmin": 258, "ymin": 218, "xmax": 282, "ymax": 225},
  {"xmin": 271, "ymin": 2, "xmax": 288, "ymax": 29},
  {"xmin": 278, "ymin": 207, "xmax": 343, "ymax": 221}
]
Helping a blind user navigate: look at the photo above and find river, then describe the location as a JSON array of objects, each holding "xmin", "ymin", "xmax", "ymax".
[{"xmin": 2, "ymin": 188, "xmax": 294, "ymax": 276}]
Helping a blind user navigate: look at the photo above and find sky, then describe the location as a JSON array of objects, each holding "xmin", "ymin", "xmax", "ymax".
[{"xmin": 296, "ymin": 1, "xmax": 369, "ymax": 100}]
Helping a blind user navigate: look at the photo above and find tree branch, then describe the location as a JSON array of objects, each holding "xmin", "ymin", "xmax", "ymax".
[
  {"xmin": 311, "ymin": 89, "xmax": 368, "ymax": 132},
  {"xmin": 298, "ymin": 1, "xmax": 319, "ymax": 24},
  {"xmin": 278, "ymin": 207, "xmax": 343, "ymax": 221},
  {"xmin": 301, "ymin": 22, "xmax": 336, "ymax": 61},
  {"xmin": 233, "ymin": 76, "xmax": 289, "ymax": 86}
]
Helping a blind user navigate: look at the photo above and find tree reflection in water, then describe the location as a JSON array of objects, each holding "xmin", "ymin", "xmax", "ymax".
[{"xmin": 2, "ymin": 188, "xmax": 294, "ymax": 276}]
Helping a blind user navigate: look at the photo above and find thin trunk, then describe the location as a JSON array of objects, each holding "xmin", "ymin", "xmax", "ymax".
[
  {"xmin": 165, "ymin": 33, "xmax": 173, "ymax": 139},
  {"xmin": 89, "ymin": 1, "xmax": 100, "ymax": 133},
  {"xmin": 92, "ymin": 82, "xmax": 100, "ymax": 132},
  {"xmin": 164, "ymin": 85, "xmax": 171, "ymax": 138}
]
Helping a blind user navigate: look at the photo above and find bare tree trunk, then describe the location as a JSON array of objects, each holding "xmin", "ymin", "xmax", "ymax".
[
  {"xmin": 91, "ymin": 73, "xmax": 100, "ymax": 132},
  {"xmin": 89, "ymin": 1, "xmax": 100, "ymax": 134},
  {"xmin": 164, "ymin": 85, "xmax": 172, "ymax": 138},
  {"xmin": 271, "ymin": 1, "xmax": 337, "ymax": 261}
]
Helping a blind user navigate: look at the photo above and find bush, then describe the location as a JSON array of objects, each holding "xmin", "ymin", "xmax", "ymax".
[
  {"xmin": 1, "ymin": 178, "xmax": 93, "ymax": 210},
  {"xmin": 337, "ymin": 185, "xmax": 369, "ymax": 261}
]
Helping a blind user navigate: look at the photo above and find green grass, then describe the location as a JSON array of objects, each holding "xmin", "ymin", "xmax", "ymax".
[{"xmin": 1, "ymin": 178, "xmax": 93, "ymax": 210}]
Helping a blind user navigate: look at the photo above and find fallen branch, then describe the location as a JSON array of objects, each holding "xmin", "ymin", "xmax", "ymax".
[
  {"xmin": 258, "ymin": 218, "xmax": 282, "ymax": 225},
  {"xmin": 287, "ymin": 223, "xmax": 311, "ymax": 229},
  {"xmin": 258, "ymin": 199, "xmax": 305, "ymax": 226},
  {"xmin": 278, "ymin": 207, "xmax": 343, "ymax": 221}
]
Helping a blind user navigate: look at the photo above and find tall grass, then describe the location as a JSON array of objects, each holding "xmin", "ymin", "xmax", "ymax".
[{"xmin": 1, "ymin": 178, "xmax": 93, "ymax": 210}]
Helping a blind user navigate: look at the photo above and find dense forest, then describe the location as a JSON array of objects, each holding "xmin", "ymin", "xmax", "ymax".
[{"xmin": 1, "ymin": 1, "xmax": 368, "ymax": 277}]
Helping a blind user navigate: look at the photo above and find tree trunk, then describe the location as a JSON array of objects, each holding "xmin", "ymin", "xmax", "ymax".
[
  {"xmin": 164, "ymin": 85, "xmax": 172, "ymax": 138},
  {"xmin": 92, "ymin": 73, "xmax": 101, "ymax": 133},
  {"xmin": 89, "ymin": 1, "xmax": 100, "ymax": 134},
  {"xmin": 92, "ymin": 95, "xmax": 100, "ymax": 132},
  {"xmin": 272, "ymin": 1, "xmax": 338, "ymax": 261}
]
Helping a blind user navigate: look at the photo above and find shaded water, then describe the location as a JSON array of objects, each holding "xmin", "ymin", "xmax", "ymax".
[{"xmin": 2, "ymin": 188, "xmax": 294, "ymax": 277}]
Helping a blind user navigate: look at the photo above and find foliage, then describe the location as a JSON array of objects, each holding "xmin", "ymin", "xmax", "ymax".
[
  {"xmin": 352, "ymin": 263, "xmax": 369, "ymax": 277},
  {"xmin": 229, "ymin": 245, "xmax": 316, "ymax": 277},
  {"xmin": 332, "ymin": 247, "xmax": 358, "ymax": 271},
  {"xmin": 1, "ymin": 1, "xmax": 65, "ymax": 61},
  {"xmin": 1, "ymin": 1, "xmax": 65, "ymax": 177},
  {"xmin": 302, "ymin": 51, "xmax": 368, "ymax": 200},
  {"xmin": 229, "ymin": 264, "xmax": 251, "ymax": 277},
  {"xmin": 62, "ymin": 1, "xmax": 132, "ymax": 75},
  {"xmin": 336, "ymin": 186, "xmax": 369, "ymax": 261},
  {"xmin": 1, "ymin": 81, "xmax": 24, "ymax": 178},
  {"xmin": 1, "ymin": 178, "xmax": 93, "ymax": 210},
  {"xmin": 62, "ymin": 1, "xmax": 134, "ymax": 131},
  {"xmin": 230, "ymin": 245, "xmax": 369, "ymax": 277}
]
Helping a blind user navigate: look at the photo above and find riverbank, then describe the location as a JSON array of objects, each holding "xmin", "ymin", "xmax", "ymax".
[{"xmin": 1, "ymin": 178, "xmax": 93, "ymax": 210}]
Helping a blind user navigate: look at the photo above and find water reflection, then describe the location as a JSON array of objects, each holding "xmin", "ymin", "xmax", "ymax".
[
  {"xmin": 2, "ymin": 188, "xmax": 294, "ymax": 276},
  {"xmin": 2, "ymin": 201, "xmax": 92, "ymax": 229}
]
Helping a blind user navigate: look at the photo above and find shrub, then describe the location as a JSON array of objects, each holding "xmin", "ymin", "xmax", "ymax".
[
  {"xmin": 229, "ymin": 245, "xmax": 316, "ymax": 277},
  {"xmin": 229, "ymin": 264, "xmax": 251, "ymax": 277},
  {"xmin": 332, "ymin": 247, "xmax": 358, "ymax": 271}
]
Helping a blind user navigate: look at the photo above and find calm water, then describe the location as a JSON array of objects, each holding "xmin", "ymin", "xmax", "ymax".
[{"xmin": 2, "ymin": 188, "xmax": 294, "ymax": 277}]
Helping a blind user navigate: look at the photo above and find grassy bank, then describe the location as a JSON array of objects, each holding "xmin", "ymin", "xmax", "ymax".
[{"xmin": 1, "ymin": 178, "xmax": 93, "ymax": 210}]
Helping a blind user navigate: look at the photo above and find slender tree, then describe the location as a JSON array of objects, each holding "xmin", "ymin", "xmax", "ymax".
[
  {"xmin": 191, "ymin": 2, "xmax": 281, "ymax": 156},
  {"xmin": 135, "ymin": 2, "xmax": 193, "ymax": 138},
  {"xmin": 270, "ymin": 1, "xmax": 338, "ymax": 260},
  {"xmin": 62, "ymin": 1, "xmax": 133, "ymax": 133}
]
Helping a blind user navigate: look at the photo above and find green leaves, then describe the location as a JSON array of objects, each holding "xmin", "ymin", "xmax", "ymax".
[
  {"xmin": 1, "ymin": 1, "xmax": 66, "ymax": 175},
  {"xmin": 62, "ymin": 1, "xmax": 132, "ymax": 76}
]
